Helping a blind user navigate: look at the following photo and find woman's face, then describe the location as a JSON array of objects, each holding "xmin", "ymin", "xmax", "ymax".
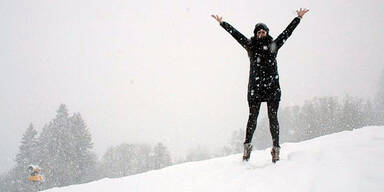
[{"xmin": 256, "ymin": 29, "xmax": 267, "ymax": 39}]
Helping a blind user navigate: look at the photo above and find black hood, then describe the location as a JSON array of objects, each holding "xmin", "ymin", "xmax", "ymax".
[
  {"xmin": 251, "ymin": 22, "xmax": 273, "ymax": 45},
  {"xmin": 254, "ymin": 23, "xmax": 269, "ymax": 35}
]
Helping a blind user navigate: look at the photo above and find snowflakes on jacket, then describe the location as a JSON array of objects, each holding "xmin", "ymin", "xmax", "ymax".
[{"xmin": 220, "ymin": 17, "xmax": 301, "ymax": 104}]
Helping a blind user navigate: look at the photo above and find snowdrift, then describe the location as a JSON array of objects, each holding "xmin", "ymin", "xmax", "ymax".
[{"xmin": 46, "ymin": 126, "xmax": 384, "ymax": 192}]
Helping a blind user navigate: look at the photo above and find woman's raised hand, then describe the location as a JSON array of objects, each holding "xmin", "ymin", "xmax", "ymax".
[
  {"xmin": 211, "ymin": 14, "xmax": 223, "ymax": 24},
  {"xmin": 296, "ymin": 8, "xmax": 309, "ymax": 19}
]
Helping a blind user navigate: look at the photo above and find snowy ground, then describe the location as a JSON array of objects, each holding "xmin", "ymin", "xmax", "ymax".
[{"xmin": 45, "ymin": 126, "xmax": 384, "ymax": 192}]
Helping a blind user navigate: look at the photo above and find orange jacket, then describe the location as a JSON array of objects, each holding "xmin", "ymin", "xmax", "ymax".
[{"xmin": 29, "ymin": 175, "xmax": 43, "ymax": 182}]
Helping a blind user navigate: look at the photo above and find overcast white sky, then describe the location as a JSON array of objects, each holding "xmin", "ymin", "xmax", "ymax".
[{"xmin": 1, "ymin": 0, "xmax": 383, "ymax": 174}]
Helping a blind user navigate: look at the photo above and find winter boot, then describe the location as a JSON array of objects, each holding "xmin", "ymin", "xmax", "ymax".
[
  {"xmin": 243, "ymin": 143, "xmax": 253, "ymax": 161},
  {"xmin": 271, "ymin": 146, "xmax": 280, "ymax": 163}
]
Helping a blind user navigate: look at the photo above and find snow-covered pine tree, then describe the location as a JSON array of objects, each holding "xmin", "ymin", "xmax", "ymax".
[
  {"xmin": 278, "ymin": 106, "xmax": 297, "ymax": 142},
  {"xmin": 115, "ymin": 144, "xmax": 135, "ymax": 176},
  {"xmin": 341, "ymin": 95, "xmax": 364, "ymax": 130},
  {"xmin": 363, "ymin": 100, "xmax": 375, "ymax": 126},
  {"xmin": 288, "ymin": 105, "xmax": 301, "ymax": 142},
  {"xmin": 100, "ymin": 146, "xmax": 118, "ymax": 178},
  {"xmin": 37, "ymin": 104, "xmax": 97, "ymax": 189},
  {"xmin": 37, "ymin": 104, "xmax": 72, "ymax": 188},
  {"xmin": 297, "ymin": 100, "xmax": 317, "ymax": 140},
  {"xmin": 131, "ymin": 144, "xmax": 151, "ymax": 174},
  {"xmin": 151, "ymin": 143, "xmax": 172, "ymax": 169},
  {"xmin": 0, "ymin": 173, "xmax": 6, "ymax": 192},
  {"xmin": 5, "ymin": 123, "xmax": 40, "ymax": 191},
  {"xmin": 100, "ymin": 143, "xmax": 152, "ymax": 178},
  {"xmin": 16, "ymin": 123, "xmax": 38, "ymax": 170},
  {"xmin": 0, "ymin": 168, "xmax": 22, "ymax": 192},
  {"xmin": 374, "ymin": 69, "xmax": 384, "ymax": 125},
  {"xmin": 229, "ymin": 129, "xmax": 245, "ymax": 153},
  {"xmin": 69, "ymin": 113, "xmax": 97, "ymax": 183},
  {"xmin": 316, "ymin": 97, "xmax": 341, "ymax": 135}
]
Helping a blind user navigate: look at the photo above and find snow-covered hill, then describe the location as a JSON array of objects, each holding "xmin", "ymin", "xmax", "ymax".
[{"xmin": 46, "ymin": 126, "xmax": 384, "ymax": 192}]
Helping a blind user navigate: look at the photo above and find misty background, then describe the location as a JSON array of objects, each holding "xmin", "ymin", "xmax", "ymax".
[{"xmin": 1, "ymin": 0, "xmax": 383, "ymax": 176}]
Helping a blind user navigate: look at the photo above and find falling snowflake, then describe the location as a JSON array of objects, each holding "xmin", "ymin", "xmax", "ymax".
[{"xmin": 270, "ymin": 42, "xmax": 277, "ymax": 53}]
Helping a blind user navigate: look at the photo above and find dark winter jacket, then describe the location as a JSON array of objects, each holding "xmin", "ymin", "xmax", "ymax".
[{"xmin": 220, "ymin": 17, "xmax": 301, "ymax": 104}]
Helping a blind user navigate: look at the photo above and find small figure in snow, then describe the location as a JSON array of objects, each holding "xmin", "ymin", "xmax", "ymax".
[
  {"xmin": 212, "ymin": 8, "xmax": 309, "ymax": 163},
  {"xmin": 28, "ymin": 165, "xmax": 43, "ymax": 191}
]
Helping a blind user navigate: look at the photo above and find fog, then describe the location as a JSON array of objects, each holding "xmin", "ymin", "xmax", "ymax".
[{"xmin": 1, "ymin": 0, "xmax": 383, "ymax": 174}]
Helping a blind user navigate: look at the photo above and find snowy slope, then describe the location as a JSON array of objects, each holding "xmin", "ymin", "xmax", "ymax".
[{"xmin": 45, "ymin": 126, "xmax": 384, "ymax": 192}]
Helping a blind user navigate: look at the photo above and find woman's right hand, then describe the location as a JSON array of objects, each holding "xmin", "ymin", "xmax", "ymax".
[
  {"xmin": 296, "ymin": 8, "xmax": 309, "ymax": 19},
  {"xmin": 211, "ymin": 14, "xmax": 223, "ymax": 24}
]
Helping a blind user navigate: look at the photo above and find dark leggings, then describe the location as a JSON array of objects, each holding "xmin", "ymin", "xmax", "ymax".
[{"xmin": 244, "ymin": 101, "xmax": 280, "ymax": 147}]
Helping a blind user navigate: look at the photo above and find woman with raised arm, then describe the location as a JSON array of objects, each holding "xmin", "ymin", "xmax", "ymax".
[{"xmin": 212, "ymin": 8, "xmax": 309, "ymax": 163}]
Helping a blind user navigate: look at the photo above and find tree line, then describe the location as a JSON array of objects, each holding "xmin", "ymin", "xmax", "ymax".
[{"xmin": 0, "ymin": 105, "xmax": 172, "ymax": 192}]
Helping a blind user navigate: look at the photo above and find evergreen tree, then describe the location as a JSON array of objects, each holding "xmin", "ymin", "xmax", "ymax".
[
  {"xmin": 69, "ymin": 113, "xmax": 96, "ymax": 183},
  {"xmin": 2, "ymin": 104, "xmax": 98, "ymax": 191},
  {"xmin": 115, "ymin": 144, "xmax": 136, "ymax": 176},
  {"xmin": 101, "ymin": 143, "xmax": 152, "ymax": 178},
  {"xmin": 278, "ymin": 106, "xmax": 295, "ymax": 142},
  {"xmin": 0, "ymin": 173, "xmax": 6, "ymax": 192},
  {"xmin": 132, "ymin": 144, "xmax": 151, "ymax": 174},
  {"xmin": 37, "ymin": 104, "xmax": 72, "ymax": 188},
  {"xmin": 100, "ymin": 146, "xmax": 119, "ymax": 178},
  {"xmin": 5, "ymin": 124, "xmax": 40, "ymax": 191},
  {"xmin": 317, "ymin": 97, "xmax": 339, "ymax": 134},
  {"xmin": 229, "ymin": 129, "xmax": 245, "ymax": 153},
  {"xmin": 363, "ymin": 100, "xmax": 375, "ymax": 126},
  {"xmin": 151, "ymin": 143, "xmax": 172, "ymax": 169},
  {"xmin": 287, "ymin": 105, "xmax": 301, "ymax": 142},
  {"xmin": 16, "ymin": 123, "xmax": 38, "ymax": 169},
  {"xmin": 298, "ymin": 100, "xmax": 317, "ymax": 140},
  {"xmin": 374, "ymin": 69, "xmax": 384, "ymax": 125},
  {"xmin": 341, "ymin": 95, "xmax": 364, "ymax": 130},
  {"xmin": 37, "ymin": 104, "xmax": 97, "ymax": 189},
  {"xmin": 0, "ymin": 168, "xmax": 22, "ymax": 192}
]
